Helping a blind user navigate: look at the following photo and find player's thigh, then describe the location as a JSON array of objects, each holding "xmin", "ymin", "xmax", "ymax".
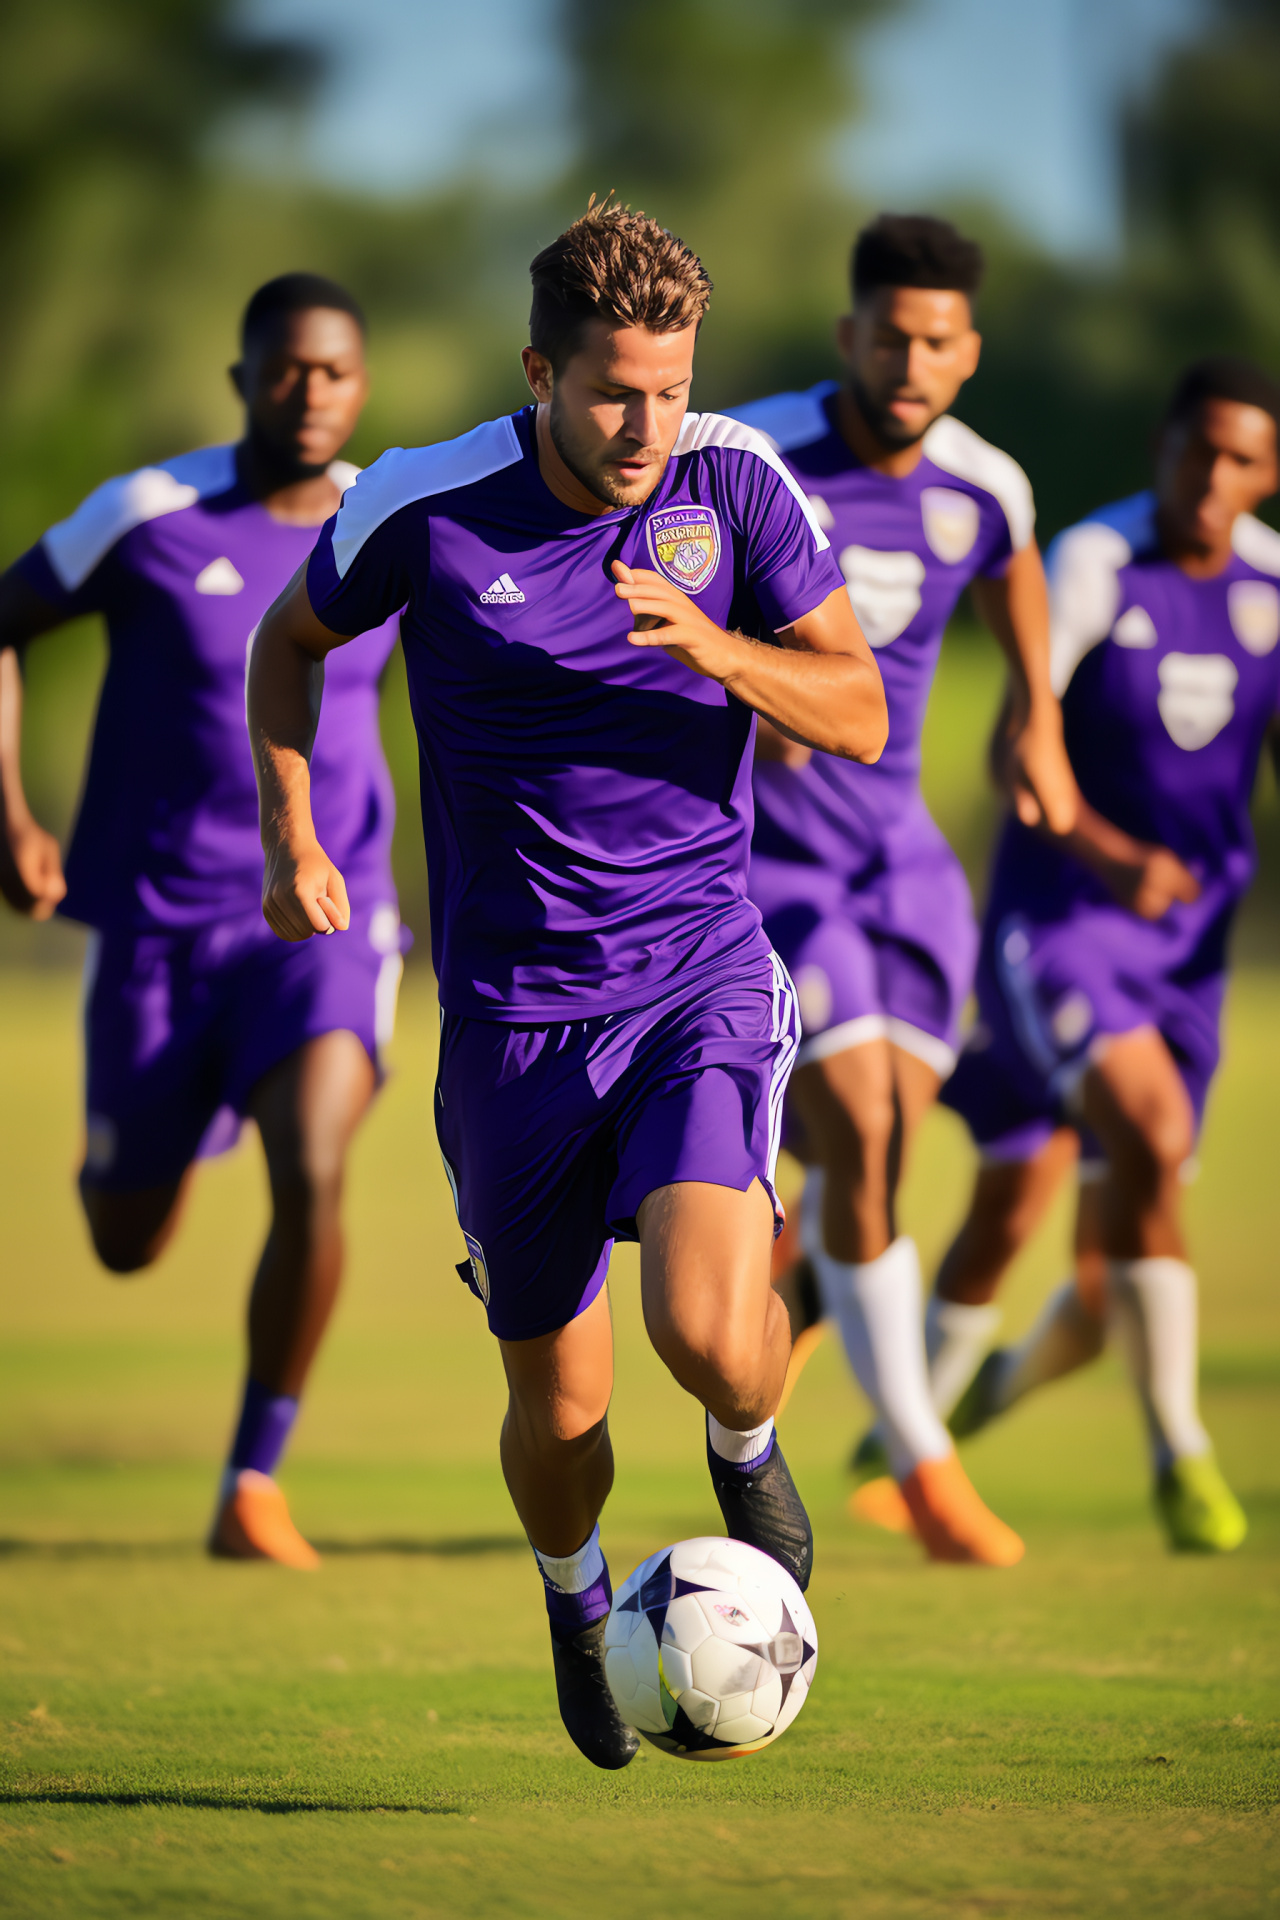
[
  {"xmin": 1081, "ymin": 1026, "xmax": 1195, "ymax": 1172},
  {"xmin": 498, "ymin": 1284, "xmax": 615, "ymax": 1442},
  {"xmin": 889, "ymin": 1044, "xmax": 941, "ymax": 1140},
  {"xmin": 249, "ymin": 1028, "xmax": 376, "ymax": 1192},
  {"xmin": 789, "ymin": 1034, "xmax": 896, "ymax": 1168},
  {"xmin": 636, "ymin": 1177, "xmax": 778, "ymax": 1376}
]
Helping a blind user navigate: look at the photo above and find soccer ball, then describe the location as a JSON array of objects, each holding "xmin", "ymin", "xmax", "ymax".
[{"xmin": 603, "ymin": 1536, "xmax": 818, "ymax": 1761}]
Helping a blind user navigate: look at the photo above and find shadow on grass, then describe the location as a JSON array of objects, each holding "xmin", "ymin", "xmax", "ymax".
[
  {"xmin": 0, "ymin": 1534, "xmax": 526, "ymax": 1560},
  {"xmin": 0, "ymin": 1787, "xmax": 462, "ymax": 1815}
]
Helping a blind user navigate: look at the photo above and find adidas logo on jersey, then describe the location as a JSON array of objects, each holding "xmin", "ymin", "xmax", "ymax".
[
  {"xmin": 194, "ymin": 556, "xmax": 244, "ymax": 595},
  {"xmin": 480, "ymin": 572, "xmax": 525, "ymax": 605}
]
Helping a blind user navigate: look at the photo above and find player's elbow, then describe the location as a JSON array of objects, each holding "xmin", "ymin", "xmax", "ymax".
[{"xmin": 836, "ymin": 676, "xmax": 889, "ymax": 764}]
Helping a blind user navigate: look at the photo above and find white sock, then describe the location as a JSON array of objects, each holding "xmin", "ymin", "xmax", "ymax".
[
  {"xmin": 1108, "ymin": 1257, "xmax": 1210, "ymax": 1471},
  {"xmin": 925, "ymin": 1295, "xmax": 1003, "ymax": 1420},
  {"xmin": 798, "ymin": 1165, "xmax": 825, "ymax": 1263},
  {"xmin": 707, "ymin": 1414, "xmax": 775, "ymax": 1466},
  {"xmin": 533, "ymin": 1523, "xmax": 604, "ymax": 1594},
  {"xmin": 994, "ymin": 1279, "xmax": 1105, "ymax": 1413},
  {"xmin": 811, "ymin": 1234, "xmax": 951, "ymax": 1480}
]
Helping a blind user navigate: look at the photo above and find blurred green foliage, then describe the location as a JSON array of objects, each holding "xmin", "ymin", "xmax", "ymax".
[{"xmin": 4, "ymin": 0, "xmax": 1279, "ymax": 966}]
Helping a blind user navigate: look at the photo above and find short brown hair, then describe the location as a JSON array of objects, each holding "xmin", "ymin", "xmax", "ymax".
[{"xmin": 529, "ymin": 195, "xmax": 713, "ymax": 372}]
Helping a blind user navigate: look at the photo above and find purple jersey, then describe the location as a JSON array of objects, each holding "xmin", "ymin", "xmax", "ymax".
[
  {"xmin": 305, "ymin": 405, "xmax": 842, "ymax": 1022},
  {"xmin": 991, "ymin": 490, "xmax": 1280, "ymax": 943},
  {"xmin": 727, "ymin": 383, "xmax": 1033, "ymax": 863},
  {"xmin": 16, "ymin": 445, "xmax": 400, "ymax": 933}
]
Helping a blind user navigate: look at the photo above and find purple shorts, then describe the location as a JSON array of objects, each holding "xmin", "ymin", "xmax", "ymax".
[
  {"xmin": 81, "ymin": 897, "xmax": 405, "ymax": 1190},
  {"xmin": 748, "ymin": 792, "xmax": 976, "ymax": 1079},
  {"xmin": 435, "ymin": 953, "xmax": 800, "ymax": 1342},
  {"xmin": 941, "ymin": 901, "xmax": 1225, "ymax": 1164}
]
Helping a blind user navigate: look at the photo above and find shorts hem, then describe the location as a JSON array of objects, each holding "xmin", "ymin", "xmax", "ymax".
[
  {"xmin": 795, "ymin": 1013, "xmax": 886, "ymax": 1067},
  {"xmin": 884, "ymin": 1017, "xmax": 956, "ymax": 1078}
]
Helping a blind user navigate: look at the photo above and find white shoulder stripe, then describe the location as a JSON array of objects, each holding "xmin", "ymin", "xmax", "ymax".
[
  {"xmin": 41, "ymin": 444, "xmax": 237, "ymax": 591},
  {"xmin": 330, "ymin": 418, "xmax": 523, "ymax": 579},
  {"xmin": 1046, "ymin": 518, "xmax": 1133, "ymax": 696},
  {"xmin": 722, "ymin": 385, "xmax": 834, "ymax": 455},
  {"xmin": 1232, "ymin": 511, "xmax": 1280, "ymax": 578},
  {"xmin": 673, "ymin": 411, "xmax": 830, "ymax": 553},
  {"xmin": 921, "ymin": 415, "xmax": 1035, "ymax": 552}
]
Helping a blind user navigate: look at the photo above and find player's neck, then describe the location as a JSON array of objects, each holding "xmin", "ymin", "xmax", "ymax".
[
  {"xmin": 235, "ymin": 439, "xmax": 343, "ymax": 528},
  {"xmin": 1156, "ymin": 504, "xmax": 1235, "ymax": 581},
  {"xmin": 836, "ymin": 386, "xmax": 927, "ymax": 479},
  {"xmin": 534, "ymin": 406, "xmax": 616, "ymax": 517}
]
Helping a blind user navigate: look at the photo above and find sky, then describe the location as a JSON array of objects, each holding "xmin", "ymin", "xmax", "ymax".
[{"xmin": 239, "ymin": 0, "xmax": 1204, "ymax": 256}]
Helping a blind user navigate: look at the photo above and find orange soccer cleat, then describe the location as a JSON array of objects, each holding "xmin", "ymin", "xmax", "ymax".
[
  {"xmin": 848, "ymin": 1475, "xmax": 916, "ymax": 1534},
  {"xmin": 899, "ymin": 1452, "xmax": 1025, "ymax": 1567},
  {"xmin": 208, "ymin": 1469, "xmax": 321, "ymax": 1570}
]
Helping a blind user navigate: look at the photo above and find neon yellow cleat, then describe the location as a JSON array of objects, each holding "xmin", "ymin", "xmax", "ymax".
[{"xmin": 1155, "ymin": 1454, "xmax": 1247, "ymax": 1554}]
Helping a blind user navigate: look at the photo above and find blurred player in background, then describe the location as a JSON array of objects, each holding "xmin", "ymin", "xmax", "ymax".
[
  {"xmin": 916, "ymin": 356, "xmax": 1280, "ymax": 1553},
  {"xmin": 729, "ymin": 216, "xmax": 1076, "ymax": 1564},
  {"xmin": 0, "ymin": 274, "xmax": 405, "ymax": 1568},
  {"xmin": 247, "ymin": 199, "xmax": 886, "ymax": 1767}
]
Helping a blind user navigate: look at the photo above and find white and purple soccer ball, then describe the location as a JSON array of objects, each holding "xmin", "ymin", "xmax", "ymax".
[{"xmin": 603, "ymin": 1536, "xmax": 818, "ymax": 1761}]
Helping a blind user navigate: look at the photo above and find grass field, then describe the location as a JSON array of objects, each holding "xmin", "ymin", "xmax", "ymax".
[{"xmin": 2, "ymin": 957, "xmax": 1278, "ymax": 1919}]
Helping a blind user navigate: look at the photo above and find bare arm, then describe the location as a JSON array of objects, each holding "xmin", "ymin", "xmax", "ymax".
[
  {"xmin": 613, "ymin": 564, "xmax": 887, "ymax": 763},
  {"xmin": 1058, "ymin": 795, "xmax": 1199, "ymax": 921},
  {"xmin": 754, "ymin": 714, "xmax": 813, "ymax": 769},
  {"xmin": 0, "ymin": 569, "xmax": 72, "ymax": 919},
  {"xmin": 971, "ymin": 541, "xmax": 1077, "ymax": 835},
  {"xmin": 246, "ymin": 565, "xmax": 354, "ymax": 943}
]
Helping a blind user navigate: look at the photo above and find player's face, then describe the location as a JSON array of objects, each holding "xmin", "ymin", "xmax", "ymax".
[
  {"xmin": 1157, "ymin": 398, "xmax": 1279, "ymax": 552},
  {"xmin": 234, "ymin": 308, "xmax": 369, "ymax": 475},
  {"xmin": 837, "ymin": 287, "xmax": 981, "ymax": 448},
  {"xmin": 523, "ymin": 320, "xmax": 697, "ymax": 508}
]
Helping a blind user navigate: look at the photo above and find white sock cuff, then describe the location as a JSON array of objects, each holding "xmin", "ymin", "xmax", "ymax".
[
  {"xmin": 1109, "ymin": 1255, "xmax": 1196, "ymax": 1289},
  {"xmin": 707, "ymin": 1414, "xmax": 775, "ymax": 1465},
  {"xmin": 533, "ymin": 1524, "xmax": 604, "ymax": 1595},
  {"xmin": 929, "ymin": 1296, "xmax": 1002, "ymax": 1341}
]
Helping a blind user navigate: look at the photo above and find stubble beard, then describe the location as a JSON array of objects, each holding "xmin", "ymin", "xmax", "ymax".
[
  {"xmin": 548, "ymin": 394, "xmax": 663, "ymax": 509},
  {"xmin": 850, "ymin": 373, "xmax": 935, "ymax": 452}
]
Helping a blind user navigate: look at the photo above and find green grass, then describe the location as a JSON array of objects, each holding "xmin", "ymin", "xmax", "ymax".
[{"xmin": 2, "ymin": 966, "xmax": 1279, "ymax": 1917}]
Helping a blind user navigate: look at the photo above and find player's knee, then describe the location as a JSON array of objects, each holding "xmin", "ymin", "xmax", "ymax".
[
  {"xmin": 269, "ymin": 1149, "xmax": 345, "ymax": 1226},
  {"xmin": 84, "ymin": 1213, "xmax": 157, "ymax": 1276},
  {"xmin": 79, "ymin": 1179, "xmax": 177, "ymax": 1275}
]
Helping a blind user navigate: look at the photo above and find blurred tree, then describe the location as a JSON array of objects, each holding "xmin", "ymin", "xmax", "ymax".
[
  {"xmin": 558, "ymin": 0, "xmax": 889, "ymax": 408},
  {"xmin": 0, "ymin": 0, "xmax": 319, "ymax": 545}
]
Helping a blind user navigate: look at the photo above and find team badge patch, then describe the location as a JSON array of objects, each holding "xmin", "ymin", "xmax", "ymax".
[
  {"xmin": 461, "ymin": 1230, "xmax": 491, "ymax": 1306},
  {"xmin": 1227, "ymin": 579, "xmax": 1280, "ymax": 657},
  {"xmin": 1156, "ymin": 652, "xmax": 1238, "ymax": 751},
  {"xmin": 646, "ymin": 504, "xmax": 722, "ymax": 593},
  {"xmin": 920, "ymin": 486, "xmax": 980, "ymax": 565}
]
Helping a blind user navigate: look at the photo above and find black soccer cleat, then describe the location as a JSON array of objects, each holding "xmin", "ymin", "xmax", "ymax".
[
  {"xmin": 706, "ymin": 1421, "xmax": 814, "ymax": 1593},
  {"xmin": 551, "ymin": 1618, "xmax": 640, "ymax": 1771}
]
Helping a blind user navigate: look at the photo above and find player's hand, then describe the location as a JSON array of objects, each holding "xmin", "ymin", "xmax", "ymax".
[
  {"xmin": 0, "ymin": 813, "xmax": 66, "ymax": 920},
  {"xmin": 612, "ymin": 562, "xmax": 741, "ymax": 682},
  {"xmin": 1114, "ymin": 845, "xmax": 1201, "ymax": 921},
  {"xmin": 261, "ymin": 834, "xmax": 350, "ymax": 942},
  {"xmin": 1000, "ymin": 710, "xmax": 1078, "ymax": 836}
]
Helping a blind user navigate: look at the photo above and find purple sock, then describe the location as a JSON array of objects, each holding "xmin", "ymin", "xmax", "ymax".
[
  {"xmin": 537, "ymin": 1558, "xmax": 613, "ymax": 1647},
  {"xmin": 229, "ymin": 1378, "xmax": 299, "ymax": 1478}
]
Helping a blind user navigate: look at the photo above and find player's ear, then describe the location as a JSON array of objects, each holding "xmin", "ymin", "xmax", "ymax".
[
  {"xmin": 960, "ymin": 329, "xmax": 982, "ymax": 378},
  {"xmin": 521, "ymin": 346, "xmax": 554, "ymax": 404}
]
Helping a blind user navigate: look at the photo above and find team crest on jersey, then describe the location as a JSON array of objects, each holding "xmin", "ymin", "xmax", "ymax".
[
  {"xmin": 462, "ymin": 1230, "xmax": 491, "ymax": 1306},
  {"xmin": 1227, "ymin": 579, "xmax": 1280, "ymax": 657},
  {"xmin": 1156, "ymin": 652, "xmax": 1238, "ymax": 751},
  {"xmin": 838, "ymin": 545, "xmax": 924, "ymax": 648},
  {"xmin": 920, "ymin": 486, "xmax": 980, "ymax": 565},
  {"xmin": 646, "ymin": 504, "xmax": 722, "ymax": 593}
]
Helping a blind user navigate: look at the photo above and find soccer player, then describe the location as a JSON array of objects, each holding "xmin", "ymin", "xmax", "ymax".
[
  {"xmin": 925, "ymin": 355, "xmax": 1280, "ymax": 1553},
  {"xmin": 727, "ymin": 216, "xmax": 1076, "ymax": 1563},
  {"xmin": 0, "ymin": 274, "xmax": 405, "ymax": 1568},
  {"xmin": 247, "ymin": 199, "xmax": 887, "ymax": 1768}
]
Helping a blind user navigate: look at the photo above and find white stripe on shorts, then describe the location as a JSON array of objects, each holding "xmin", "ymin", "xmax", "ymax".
[{"xmin": 766, "ymin": 950, "xmax": 802, "ymax": 1184}]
